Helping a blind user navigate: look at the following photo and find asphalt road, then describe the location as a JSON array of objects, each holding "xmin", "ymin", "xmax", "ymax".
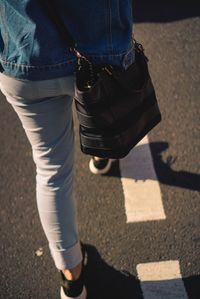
[{"xmin": 0, "ymin": 2, "xmax": 200, "ymax": 299}]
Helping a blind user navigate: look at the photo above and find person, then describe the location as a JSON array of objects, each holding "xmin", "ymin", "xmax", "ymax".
[{"xmin": 0, "ymin": 1, "xmax": 134, "ymax": 298}]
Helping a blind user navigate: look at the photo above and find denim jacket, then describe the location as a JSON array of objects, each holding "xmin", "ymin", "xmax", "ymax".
[{"xmin": 0, "ymin": 0, "xmax": 134, "ymax": 80}]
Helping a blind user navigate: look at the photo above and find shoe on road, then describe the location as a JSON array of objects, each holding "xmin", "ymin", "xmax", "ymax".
[{"xmin": 89, "ymin": 157, "xmax": 115, "ymax": 175}]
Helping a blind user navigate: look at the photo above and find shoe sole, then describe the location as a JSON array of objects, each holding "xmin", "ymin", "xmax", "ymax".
[
  {"xmin": 60, "ymin": 285, "xmax": 87, "ymax": 299},
  {"xmin": 89, "ymin": 159, "xmax": 116, "ymax": 175}
]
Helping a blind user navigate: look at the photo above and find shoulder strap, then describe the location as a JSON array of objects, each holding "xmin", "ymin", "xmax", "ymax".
[
  {"xmin": 38, "ymin": 0, "xmax": 97, "ymax": 87},
  {"xmin": 38, "ymin": 0, "xmax": 76, "ymax": 51}
]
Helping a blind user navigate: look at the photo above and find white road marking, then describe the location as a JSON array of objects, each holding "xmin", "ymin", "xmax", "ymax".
[
  {"xmin": 136, "ymin": 260, "xmax": 188, "ymax": 299},
  {"xmin": 120, "ymin": 135, "xmax": 166, "ymax": 223}
]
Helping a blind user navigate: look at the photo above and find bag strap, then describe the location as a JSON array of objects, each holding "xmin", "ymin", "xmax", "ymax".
[
  {"xmin": 39, "ymin": 0, "xmax": 98, "ymax": 88},
  {"xmin": 38, "ymin": 0, "xmax": 82, "ymax": 59}
]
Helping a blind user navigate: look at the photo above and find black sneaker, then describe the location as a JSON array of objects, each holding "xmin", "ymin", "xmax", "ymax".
[
  {"xmin": 89, "ymin": 157, "xmax": 115, "ymax": 175},
  {"xmin": 60, "ymin": 243, "xmax": 87, "ymax": 299}
]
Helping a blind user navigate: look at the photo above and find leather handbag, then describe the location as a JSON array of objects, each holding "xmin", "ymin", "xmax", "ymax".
[{"xmin": 39, "ymin": 0, "xmax": 162, "ymax": 159}]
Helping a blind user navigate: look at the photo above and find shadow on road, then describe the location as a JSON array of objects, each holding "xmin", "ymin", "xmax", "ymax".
[
  {"xmin": 80, "ymin": 243, "xmax": 142, "ymax": 299},
  {"xmin": 106, "ymin": 141, "xmax": 200, "ymax": 192},
  {"xmin": 184, "ymin": 274, "xmax": 200, "ymax": 299},
  {"xmin": 150, "ymin": 142, "xmax": 200, "ymax": 192},
  {"xmin": 68, "ymin": 243, "xmax": 200, "ymax": 299},
  {"xmin": 132, "ymin": 0, "xmax": 200, "ymax": 23}
]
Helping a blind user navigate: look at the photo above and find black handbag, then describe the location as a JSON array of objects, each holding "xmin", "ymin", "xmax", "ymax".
[{"xmin": 39, "ymin": 0, "xmax": 161, "ymax": 159}]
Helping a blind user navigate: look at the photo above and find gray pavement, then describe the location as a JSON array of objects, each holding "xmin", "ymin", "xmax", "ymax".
[{"xmin": 0, "ymin": 3, "xmax": 200, "ymax": 299}]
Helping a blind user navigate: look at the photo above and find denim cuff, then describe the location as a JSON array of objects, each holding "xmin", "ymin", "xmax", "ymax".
[{"xmin": 49, "ymin": 240, "xmax": 82, "ymax": 270}]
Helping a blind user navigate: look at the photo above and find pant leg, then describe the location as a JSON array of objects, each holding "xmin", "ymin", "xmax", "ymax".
[{"xmin": 0, "ymin": 73, "xmax": 82, "ymax": 270}]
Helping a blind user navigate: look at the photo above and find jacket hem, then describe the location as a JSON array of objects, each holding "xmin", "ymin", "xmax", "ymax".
[{"xmin": 0, "ymin": 44, "xmax": 135, "ymax": 81}]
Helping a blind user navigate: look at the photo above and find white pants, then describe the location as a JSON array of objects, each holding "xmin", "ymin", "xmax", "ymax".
[{"xmin": 0, "ymin": 73, "xmax": 82, "ymax": 270}]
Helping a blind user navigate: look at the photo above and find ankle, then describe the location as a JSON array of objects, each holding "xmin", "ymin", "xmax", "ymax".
[
  {"xmin": 62, "ymin": 262, "xmax": 82, "ymax": 281},
  {"xmin": 94, "ymin": 156, "xmax": 107, "ymax": 161}
]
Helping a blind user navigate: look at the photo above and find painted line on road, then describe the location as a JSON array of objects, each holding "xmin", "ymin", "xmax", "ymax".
[
  {"xmin": 120, "ymin": 135, "xmax": 166, "ymax": 223},
  {"xmin": 136, "ymin": 260, "xmax": 188, "ymax": 299}
]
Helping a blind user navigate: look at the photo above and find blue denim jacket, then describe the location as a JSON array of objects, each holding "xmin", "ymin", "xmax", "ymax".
[{"xmin": 0, "ymin": 0, "xmax": 134, "ymax": 80}]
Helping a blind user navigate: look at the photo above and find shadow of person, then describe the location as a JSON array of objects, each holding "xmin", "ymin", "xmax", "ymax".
[
  {"xmin": 58, "ymin": 243, "xmax": 200, "ymax": 299},
  {"xmin": 82, "ymin": 243, "xmax": 142, "ymax": 299},
  {"xmin": 106, "ymin": 141, "xmax": 200, "ymax": 192},
  {"xmin": 183, "ymin": 274, "xmax": 200, "ymax": 299},
  {"xmin": 150, "ymin": 142, "xmax": 200, "ymax": 192},
  {"xmin": 132, "ymin": 0, "xmax": 200, "ymax": 23}
]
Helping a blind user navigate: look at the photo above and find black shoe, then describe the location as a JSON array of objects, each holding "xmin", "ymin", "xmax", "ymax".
[
  {"xmin": 89, "ymin": 157, "xmax": 115, "ymax": 174},
  {"xmin": 60, "ymin": 243, "xmax": 87, "ymax": 299}
]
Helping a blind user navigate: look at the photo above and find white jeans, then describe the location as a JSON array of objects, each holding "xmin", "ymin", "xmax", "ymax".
[{"xmin": 0, "ymin": 73, "xmax": 82, "ymax": 270}]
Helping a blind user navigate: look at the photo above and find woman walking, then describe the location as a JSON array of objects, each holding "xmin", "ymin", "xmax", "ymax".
[{"xmin": 0, "ymin": 1, "xmax": 134, "ymax": 298}]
